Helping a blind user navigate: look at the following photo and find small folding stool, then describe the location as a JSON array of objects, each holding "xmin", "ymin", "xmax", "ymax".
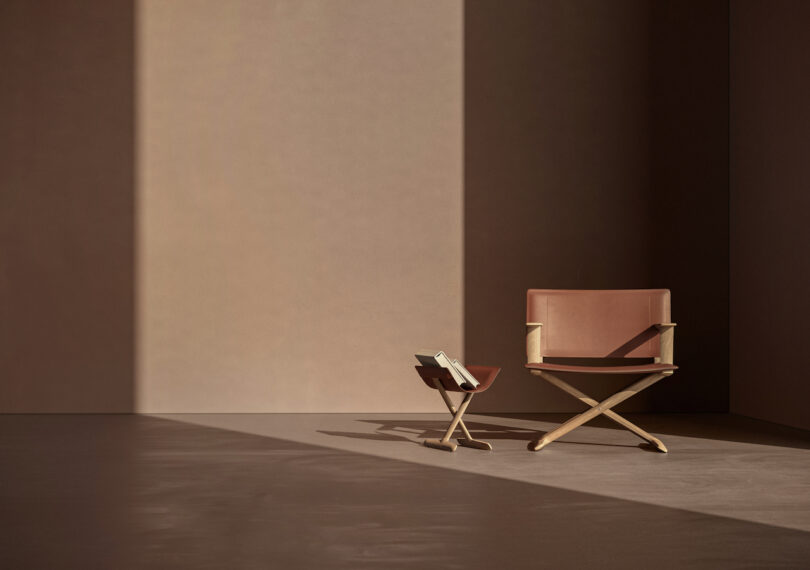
[{"xmin": 415, "ymin": 365, "xmax": 500, "ymax": 452}]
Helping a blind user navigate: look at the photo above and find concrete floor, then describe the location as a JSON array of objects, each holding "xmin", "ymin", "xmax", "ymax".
[{"xmin": 1, "ymin": 413, "xmax": 809, "ymax": 569}]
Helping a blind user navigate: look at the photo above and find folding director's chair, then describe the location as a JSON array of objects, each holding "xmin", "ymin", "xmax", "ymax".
[
  {"xmin": 525, "ymin": 289, "xmax": 677, "ymax": 452},
  {"xmin": 415, "ymin": 365, "xmax": 500, "ymax": 452}
]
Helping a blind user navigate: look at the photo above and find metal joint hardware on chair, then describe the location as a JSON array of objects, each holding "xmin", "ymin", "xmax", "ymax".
[
  {"xmin": 525, "ymin": 289, "xmax": 677, "ymax": 453},
  {"xmin": 415, "ymin": 365, "xmax": 500, "ymax": 452}
]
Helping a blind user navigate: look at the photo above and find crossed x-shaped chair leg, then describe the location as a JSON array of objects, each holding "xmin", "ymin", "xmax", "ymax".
[
  {"xmin": 424, "ymin": 380, "xmax": 493, "ymax": 452},
  {"xmin": 530, "ymin": 371, "xmax": 668, "ymax": 452}
]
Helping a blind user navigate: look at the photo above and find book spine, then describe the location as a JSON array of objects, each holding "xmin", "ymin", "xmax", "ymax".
[
  {"xmin": 435, "ymin": 352, "xmax": 467, "ymax": 388},
  {"xmin": 452, "ymin": 359, "xmax": 480, "ymax": 387}
]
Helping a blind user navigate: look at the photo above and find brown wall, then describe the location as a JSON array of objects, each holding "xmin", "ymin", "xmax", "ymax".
[
  {"xmin": 730, "ymin": 1, "xmax": 810, "ymax": 430},
  {"xmin": 464, "ymin": 0, "xmax": 729, "ymax": 413},
  {"xmin": 136, "ymin": 0, "xmax": 463, "ymax": 412},
  {"xmin": 647, "ymin": 1, "xmax": 730, "ymax": 412},
  {"xmin": 0, "ymin": 1, "xmax": 135, "ymax": 412}
]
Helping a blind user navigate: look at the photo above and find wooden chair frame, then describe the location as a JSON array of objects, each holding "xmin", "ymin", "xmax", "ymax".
[{"xmin": 526, "ymin": 321, "xmax": 676, "ymax": 452}]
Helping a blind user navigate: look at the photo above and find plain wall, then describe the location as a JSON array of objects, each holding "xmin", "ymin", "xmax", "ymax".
[
  {"xmin": 11, "ymin": 1, "xmax": 796, "ymax": 419},
  {"xmin": 137, "ymin": 0, "xmax": 463, "ymax": 412},
  {"xmin": 0, "ymin": 1, "xmax": 135, "ymax": 412},
  {"xmin": 730, "ymin": 1, "xmax": 810, "ymax": 430},
  {"xmin": 465, "ymin": 0, "xmax": 729, "ymax": 413},
  {"xmin": 647, "ymin": 1, "xmax": 729, "ymax": 412}
]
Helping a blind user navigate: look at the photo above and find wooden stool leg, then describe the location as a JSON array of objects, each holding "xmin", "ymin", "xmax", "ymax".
[
  {"xmin": 457, "ymin": 437, "xmax": 493, "ymax": 450},
  {"xmin": 424, "ymin": 387, "xmax": 492, "ymax": 452},
  {"xmin": 435, "ymin": 383, "xmax": 474, "ymax": 441},
  {"xmin": 433, "ymin": 383, "xmax": 493, "ymax": 451},
  {"xmin": 424, "ymin": 439, "xmax": 458, "ymax": 451},
  {"xmin": 440, "ymin": 392, "xmax": 473, "ymax": 441},
  {"xmin": 537, "ymin": 371, "xmax": 667, "ymax": 452},
  {"xmin": 531, "ymin": 373, "xmax": 665, "ymax": 451},
  {"xmin": 424, "ymin": 386, "xmax": 466, "ymax": 452},
  {"xmin": 451, "ymin": 394, "xmax": 493, "ymax": 451}
]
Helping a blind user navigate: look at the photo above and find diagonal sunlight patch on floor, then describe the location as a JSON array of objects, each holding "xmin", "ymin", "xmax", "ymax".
[{"xmin": 151, "ymin": 413, "xmax": 810, "ymax": 533}]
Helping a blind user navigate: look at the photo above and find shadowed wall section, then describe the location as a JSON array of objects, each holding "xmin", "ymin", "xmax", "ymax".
[
  {"xmin": 730, "ymin": 1, "xmax": 810, "ymax": 431},
  {"xmin": 0, "ymin": 1, "xmax": 135, "ymax": 412},
  {"xmin": 137, "ymin": 0, "xmax": 463, "ymax": 412},
  {"xmin": 464, "ymin": 0, "xmax": 652, "ymax": 413},
  {"xmin": 464, "ymin": 0, "xmax": 729, "ymax": 413},
  {"xmin": 647, "ymin": 1, "xmax": 729, "ymax": 412}
]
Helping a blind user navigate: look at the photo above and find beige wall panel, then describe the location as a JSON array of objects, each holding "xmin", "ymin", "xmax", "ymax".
[{"xmin": 137, "ymin": 1, "xmax": 462, "ymax": 412}]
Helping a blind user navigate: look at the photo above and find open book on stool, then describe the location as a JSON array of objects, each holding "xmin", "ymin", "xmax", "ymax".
[{"xmin": 414, "ymin": 349, "xmax": 479, "ymax": 390}]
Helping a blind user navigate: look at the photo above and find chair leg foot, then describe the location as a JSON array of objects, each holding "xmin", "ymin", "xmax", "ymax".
[
  {"xmin": 424, "ymin": 439, "xmax": 457, "ymax": 452},
  {"xmin": 648, "ymin": 437, "xmax": 668, "ymax": 453},
  {"xmin": 457, "ymin": 438, "xmax": 492, "ymax": 451},
  {"xmin": 530, "ymin": 438, "xmax": 550, "ymax": 452}
]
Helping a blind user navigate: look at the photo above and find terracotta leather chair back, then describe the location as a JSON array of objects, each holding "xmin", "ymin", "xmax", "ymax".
[{"xmin": 526, "ymin": 289, "xmax": 671, "ymax": 359}]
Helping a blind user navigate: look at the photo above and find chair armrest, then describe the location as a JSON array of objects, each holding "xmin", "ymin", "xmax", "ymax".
[
  {"xmin": 654, "ymin": 323, "xmax": 676, "ymax": 365},
  {"xmin": 526, "ymin": 323, "xmax": 543, "ymax": 363}
]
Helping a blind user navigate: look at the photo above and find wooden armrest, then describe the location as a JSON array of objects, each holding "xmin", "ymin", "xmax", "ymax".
[
  {"xmin": 526, "ymin": 323, "xmax": 543, "ymax": 363},
  {"xmin": 655, "ymin": 323, "xmax": 676, "ymax": 367}
]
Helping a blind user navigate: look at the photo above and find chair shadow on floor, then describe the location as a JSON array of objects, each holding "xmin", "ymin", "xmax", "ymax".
[
  {"xmin": 319, "ymin": 419, "xmax": 532, "ymax": 445},
  {"xmin": 318, "ymin": 419, "xmax": 644, "ymax": 449}
]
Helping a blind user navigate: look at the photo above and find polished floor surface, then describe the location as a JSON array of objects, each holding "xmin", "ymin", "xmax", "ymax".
[{"xmin": 1, "ymin": 413, "xmax": 809, "ymax": 569}]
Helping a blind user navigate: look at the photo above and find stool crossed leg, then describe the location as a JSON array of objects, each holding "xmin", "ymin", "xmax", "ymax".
[{"xmin": 423, "ymin": 380, "xmax": 492, "ymax": 452}]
